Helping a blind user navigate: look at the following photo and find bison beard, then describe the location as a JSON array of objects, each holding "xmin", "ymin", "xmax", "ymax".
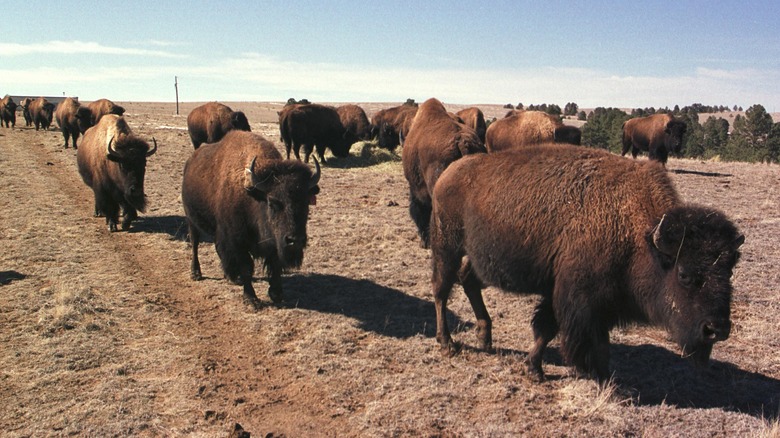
[{"xmin": 430, "ymin": 145, "xmax": 743, "ymax": 382}]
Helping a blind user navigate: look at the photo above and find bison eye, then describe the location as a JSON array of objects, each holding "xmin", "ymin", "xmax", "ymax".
[
  {"xmin": 677, "ymin": 266, "xmax": 695, "ymax": 288},
  {"xmin": 268, "ymin": 198, "xmax": 284, "ymax": 212}
]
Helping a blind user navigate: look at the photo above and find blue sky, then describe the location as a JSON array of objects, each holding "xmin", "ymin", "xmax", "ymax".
[{"xmin": 3, "ymin": 1, "xmax": 779, "ymax": 110}]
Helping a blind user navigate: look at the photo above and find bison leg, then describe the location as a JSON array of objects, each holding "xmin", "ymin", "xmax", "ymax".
[
  {"xmin": 96, "ymin": 192, "xmax": 120, "ymax": 232},
  {"xmin": 188, "ymin": 221, "xmax": 203, "ymax": 281},
  {"xmin": 431, "ymin": 242, "xmax": 461, "ymax": 356},
  {"xmin": 62, "ymin": 129, "xmax": 70, "ymax": 148},
  {"xmin": 264, "ymin": 258, "xmax": 284, "ymax": 304},
  {"xmin": 314, "ymin": 144, "xmax": 328, "ymax": 164},
  {"xmin": 458, "ymin": 258, "xmax": 492, "ymax": 352},
  {"xmin": 409, "ymin": 192, "xmax": 432, "ymax": 249},
  {"xmin": 215, "ymin": 236, "xmax": 262, "ymax": 310},
  {"xmin": 527, "ymin": 294, "xmax": 559, "ymax": 382},
  {"xmin": 121, "ymin": 207, "xmax": 138, "ymax": 230}
]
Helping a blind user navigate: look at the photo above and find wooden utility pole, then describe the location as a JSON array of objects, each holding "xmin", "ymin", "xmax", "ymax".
[{"xmin": 174, "ymin": 76, "xmax": 179, "ymax": 115}]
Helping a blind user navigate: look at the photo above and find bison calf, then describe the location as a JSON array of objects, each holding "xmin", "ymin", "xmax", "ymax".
[
  {"xmin": 77, "ymin": 114, "xmax": 157, "ymax": 231},
  {"xmin": 430, "ymin": 144, "xmax": 744, "ymax": 382},
  {"xmin": 187, "ymin": 101, "xmax": 251, "ymax": 149},
  {"xmin": 181, "ymin": 130, "xmax": 321, "ymax": 309}
]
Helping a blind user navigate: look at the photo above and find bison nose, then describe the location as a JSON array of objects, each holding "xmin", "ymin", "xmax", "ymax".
[{"xmin": 702, "ymin": 320, "xmax": 731, "ymax": 342}]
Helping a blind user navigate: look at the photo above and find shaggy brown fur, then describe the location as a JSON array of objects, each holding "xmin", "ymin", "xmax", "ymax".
[
  {"xmin": 401, "ymin": 98, "xmax": 486, "ymax": 248},
  {"xmin": 87, "ymin": 98, "xmax": 126, "ymax": 124},
  {"xmin": 28, "ymin": 97, "xmax": 55, "ymax": 131},
  {"xmin": 20, "ymin": 98, "xmax": 33, "ymax": 127},
  {"xmin": 485, "ymin": 110, "xmax": 580, "ymax": 151},
  {"xmin": 456, "ymin": 107, "xmax": 487, "ymax": 143},
  {"xmin": 336, "ymin": 104, "xmax": 372, "ymax": 141},
  {"xmin": 181, "ymin": 130, "xmax": 320, "ymax": 309},
  {"xmin": 55, "ymin": 97, "xmax": 93, "ymax": 148},
  {"xmin": 187, "ymin": 101, "xmax": 251, "ymax": 149},
  {"xmin": 622, "ymin": 113, "xmax": 687, "ymax": 165},
  {"xmin": 371, "ymin": 105, "xmax": 418, "ymax": 151},
  {"xmin": 0, "ymin": 95, "xmax": 17, "ymax": 128},
  {"xmin": 430, "ymin": 144, "xmax": 744, "ymax": 382},
  {"xmin": 77, "ymin": 115, "xmax": 157, "ymax": 232},
  {"xmin": 279, "ymin": 103, "xmax": 353, "ymax": 163}
]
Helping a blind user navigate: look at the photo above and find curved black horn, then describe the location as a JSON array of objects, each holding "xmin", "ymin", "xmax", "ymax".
[
  {"xmin": 106, "ymin": 135, "xmax": 122, "ymax": 160},
  {"xmin": 146, "ymin": 137, "xmax": 158, "ymax": 156},
  {"xmin": 309, "ymin": 157, "xmax": 321, "ymax": 189}
]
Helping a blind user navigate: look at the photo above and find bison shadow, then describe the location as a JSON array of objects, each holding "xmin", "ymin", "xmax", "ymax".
[
  {"xmin": 0, "ymin": 270, "xmax": 26, "ymax": 286},
  {"xmin": 670, "ymin": 168, "xmax": 733, "ymax": 178},
  {"xmin": 129, "ymin": 214, "xmax": 189, "ymax": 241},
  {"xmin": 609, "ymin": 343, "xmax": 780, "ymax": 418},
  {"xmin": 279, "ymin": 273, "xmax": 465, "ymax": 339}
]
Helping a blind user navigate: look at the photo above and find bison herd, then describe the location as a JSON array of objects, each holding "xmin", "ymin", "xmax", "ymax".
[{"xmin": 2, "ymin": 94, "xmax": 744, "ymax": 385}]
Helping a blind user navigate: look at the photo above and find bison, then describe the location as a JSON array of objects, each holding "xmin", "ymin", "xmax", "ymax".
[
  {"xmin": 456, "ymin": 107, "xmax": 487, "ymax": 143},
  {"xmin": 622, "ymin": 113, "xmax": 687, "ymax": 165},
  {"xmin": 87, "ymin": 98, "xmax": 126, "ymax": 124},
  {"xmin": 336, "ymin": 104, "xmax": 372, "ymax": 142},
  {"xmin": 0, "ymin": 95, "xmax": 17, "ymax": 128},
  {"xmin": 402, "ymin": 97, "xmax": 486, "ymax": 248},
  {"xmin": 28, "ymin": 97, "xmax": 55, "ymax": 131},
  {"xmin": 279, "ymin": 103, "xmax": 354, "ymax": 163},
  {"xmin": 77, "ymin": 114, "xmax": 157, "ymax": 232},
  {"xmin": 429, "ymin": 144, "xmax": 744, "ymax": 382},
  {"xmin": 181, "ymin": 130, "xmax": 321, "ymax": 309},
  {"xmin": 20, "ymin": 98, "xmax": 33, "ymax": 127},
  {"xmin": 55, "ymin": 97, "xmax": 94, "ymax": 148},
  {"xmin": 371, "ymin": 104, "xmax": 418, "ymax": 151},
  {"xmin": 187, "ymin": 101, "xmax": 251, "ymax": 149},
  {"xmin": 485, "ymin": 110, "xmax": 580, "ymax": 152}
]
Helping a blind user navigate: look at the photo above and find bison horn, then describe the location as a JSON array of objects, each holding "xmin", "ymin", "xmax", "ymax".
[
  {"xmin": 244, "ymin": 156, "xmax": 273, "ymax": 193},
  {"xmin": 309, "ymin": 157, "xmax": 321, "ymax": 189},
  {"xmin": 106, "ymin": 135, "xmax": 122, "ymax": 160},
  {"xmin": 146, "ymin": 137, "xmax": 158, "ymax": 156},
  {"xmin": 651, "ymin": 214, "xmax": 673, "ymax": 255}
]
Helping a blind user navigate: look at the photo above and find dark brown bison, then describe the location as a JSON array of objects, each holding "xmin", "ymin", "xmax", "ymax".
[
  {"xmin": 554, "ymin": 124, "xmax": 582, "ymax": 145},
  {"xmin": 485, "ymin": 110, "xmax": 579, "ymax": 152},
  {"xmin": 430, "ymin": 144, "xmax": 744, "ymax": 382},
  {"xmin": 401, "ymin": 97, "xmax": 486, "ymax": 248},
  {"xmin": 28, "ymin": 97, "xmax": 55, "ymax": 131},
  {"xmin": 20, "ymin": 98, "xmax": 33, "ymax": 127},
  {"xmin": 181, "ymin": 130, "xmax": 321, "ymax": 309},
  {"xmin": 77, "ymin": 114, "xmax": 157, "ymax": 232},
  {"xmin": 55, "ymin": 97, "xmax": 94, "ymax": 148},
  {"xmin": 371, "ymin": 105, "xmax": 418, "ymax": 151},
  {"xmin": 187, "ymin": 101, "xmax": 251, "ymax": 149},
  {"xmin": 456, "ymin": 107, "xmax": 487, "ymax": 143},
  {"xmin": 279, "ymin": 103, "xmax": 354, "ymax": 163},
  {"xmin": 0, "ymin": 95, "xmax": 17, "ymax": 128},
  {"xmin": 87, "ymin": 98, "xmax": 126, "ymax": 124},
  {"xmin": 622, "ymin": 113, "xmax": 687, "ymax": 165},
  {"xmin": 336, "ymin": 104, "xmax": 372, "ymax": 142}
]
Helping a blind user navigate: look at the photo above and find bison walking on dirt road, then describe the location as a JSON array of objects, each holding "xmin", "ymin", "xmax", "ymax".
[
  {"xmin": 77, "ymin": 114, "xmax": 157, "ymax": 232},
  {"xmin": 430, "ymin": 144, "xmax": 744, "ymax": 382},
  {"xmin": 279, "ymin": 103, "xmax": 354, "ymax": 163},
  {"xmin": 187, "ymin": 101, "xmax": 251, "ymax": 149},
  {"xmin": 402, "ymin": 97, "xmax": 486, "ymax": 248},
  {"xmin": 0, "ymin": 95, "xmax": 17, "ymax": 128},
  {"xmin": 28, "ymin": 97, "xmax": 55, "ymax": 131},
  {"xmin": 55, "ymin": 97, "xmax": 94, "ymax": 149},
  {"xmin": 622, "ymin": 113, "xmax": 687, "ymax": 165},
  {"xmin": 181, "ymin": 130, "xmax": 321, "ymax": 309},
  {"xmin": 20, "ymin": 98, "xmax": 33, "ymax": 127}
]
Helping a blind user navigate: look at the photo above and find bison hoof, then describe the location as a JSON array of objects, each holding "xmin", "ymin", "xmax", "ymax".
[
  {"xmin": 439, "ymin": 340, "xmax": 462, "ymax": 357},
  {"xmin": 108, "ymin": 222, "xmax": 118, "ymax": 232},
  {"xmin": 268, "ymin": 288, "xmax": 284, "ymax": 304},
  {"xmin": 242, "ymin": 294, "xmax": 263, "ymax": 311},
  {"xmin": 525, "ymin": 361, "xmax": 546, "ymax": 383},
  {"xmin": 191, "ymin": 270, "xmax": 203, "ymax": 281}
]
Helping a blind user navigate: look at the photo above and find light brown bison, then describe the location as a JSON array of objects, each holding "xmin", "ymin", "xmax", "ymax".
[
  {"xmin": 181, "ymin": 130, "xmax": 321, "ymax": 309},
  {"xmin": 77, "ymin": 114, "xmax": 157, "ymax": 232},
  {"xmin": 87, "ymin": 98, "xmax": 126, "ymax": 124},
  {"xmin": 401, "ymin": 97, "xmax": 486, "ymax": 248},
  {"xmin": 430, "ymin": 144, "xmax": 744, "ymax": 382},
  {"xmin": 279, "ymin": 103, "xmax": 354, "ymax": 163},
  {"xmin": 20, "ymin": 98, "xmax": 34, "ymax": 127},
  {"xmin": 485, "ymin": 110, "xmax": 580, "ymax": 152},
  {"xmin": 55, "ymin": 97, "xmax": 94, "ymax": 148},
  {"xmin": 371, "ymin": 105, "xmax": 418, "ymax": 151},
  {"xmin": 28, "ymin": 97, "xmax": 56, "ymax": 131},
  {"xmin": 187, "ymin": 101, "xmax": 251, "ymax": 149},
  {"xmin": 336, "ymin": 104, "xmax": 372, "ymax": 142},
  {"xmin": 456, "ymin": 107, "xmax": 487, "ymax": 143},
  {"xmin": 0, "ymin": 95, "xmax": 17, "ymax": 128},
  {"xmin": 622, "ymin": 113, "xmax": 687, "ymax": 165}
]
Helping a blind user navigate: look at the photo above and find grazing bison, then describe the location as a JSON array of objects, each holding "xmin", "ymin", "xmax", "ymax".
[
  {"xmin": 336, "ymin": 104, "xmax": 372, "ymax": 142},
  {"xmin": 28, "ymin": 97, "xmax": 56, "ymax": 131},
  {"xmin": 485, "ymin": 110, "xmax": 580, "ymax": 152},
  {"xmin": 402, "ymin": 97, "xmax": 486, "ymax": 248},
  {"xmin": 181, "ymin": 130, "xmax": 321, "ymax": 309},
  {"xmin": 55, "ymin": 97, "xmax": 94, "ymax": 148},
  {"xmin": 0, "ymin": 95, "xmax": 17, "ymax": 128},
  {"xmin": 371, "ymin": 105, "xmax": 418, "ymax": 151},
  {"xmin": 279, "ymin": 103, "xmax": 354, "ymax": 163},
  {"xmin": 187, "ymin": 101, "xmax": 251, "ymax": 149},
  {"xmin": 87, "ymin": 98, "xmax": 126, "ymax": 124},
  {"xmin": 20, "ymin": 98, "xmax": 33, "ymax": 127},
  {"xmin": 622, "ymin": 113, "xmax": 687, "ymax": 165},
  {"xmin": 456, "ymin": 107, "xmax": 487, "ymax": 143},
  {"xmin": 430, "ymin": 144, "xmax": 744, "ymax": 382},
  {"xmin": 77, "ymin": 114, "xmax": 157, "ymax": 232}
]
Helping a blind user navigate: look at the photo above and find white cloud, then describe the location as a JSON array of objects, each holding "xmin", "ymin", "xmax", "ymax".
[{"xmin": 0, "ymin": 40, "xmax": 187, "ymax": 58}]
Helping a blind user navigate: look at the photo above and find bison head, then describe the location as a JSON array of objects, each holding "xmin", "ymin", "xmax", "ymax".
[
  {"xmin": 647, "ymin": 206, "xmax": 744, "ymax": 367},
  {"xmin": 231, "ymin": 111, "xmax": 251, "ymax": 132},
  {"xmin": 377, "ymin": 123, "xmax": 400, "ymax": 151},
  {"xmin": 244, "ymin": 157, "xmax": 321, "ymax": 268},
  {"xmin": 106, "ymin": 135, "xmax": 157, "ymax": 212},
  {"xmin": 76, "ymin": 107, "xmax": 95, "ymax": 134},
  {"xmin": 664, "ymin": 120, "xmax": 687, "ymax": 154}
]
